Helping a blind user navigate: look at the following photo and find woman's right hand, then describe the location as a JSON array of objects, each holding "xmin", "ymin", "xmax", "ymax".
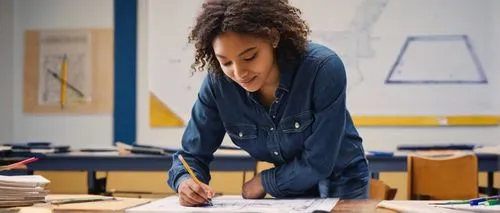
[{"xmin": 178, "ymin": 178, "xmax": 215, "ymax": 207}]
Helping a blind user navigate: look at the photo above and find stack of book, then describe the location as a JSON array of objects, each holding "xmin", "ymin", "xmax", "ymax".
[{"xmin": 0, "ymin": 175, "xmax": 50, "ymax": 207}]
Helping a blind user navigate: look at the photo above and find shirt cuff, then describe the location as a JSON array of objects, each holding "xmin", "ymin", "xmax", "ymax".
[
  {"xmin": 174, "ymin": 173, "xmax": 192, "ymax": 192},
  {"xmin": 261, "ymin": 168, "xmax": 282, "ymax": 197}
]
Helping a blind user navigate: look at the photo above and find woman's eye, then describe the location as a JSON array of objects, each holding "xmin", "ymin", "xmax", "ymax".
[
  {"xmin": 244, "ymin": 54, "xmax": 256, "ymax": 61},
  {"xmin": 222, "ymin": 61, "xmax": 232, "ymax": 66}
]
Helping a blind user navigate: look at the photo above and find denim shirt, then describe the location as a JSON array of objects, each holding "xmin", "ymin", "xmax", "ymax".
[{"xmin": 167, "ymin": 42, "xmax": 368, "ymax": 198}]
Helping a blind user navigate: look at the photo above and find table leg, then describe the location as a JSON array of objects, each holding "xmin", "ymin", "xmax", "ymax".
[
  {"xmin": 87, "ymin": 171, "xmax": 97, "ymax": 194},
  {"xmin": 486, "ymin": 172, "xmax": 493, "ymax": 196},
  {"xmin": 371, "ymin": 172, "xmax": 380, "ymax": 179}
]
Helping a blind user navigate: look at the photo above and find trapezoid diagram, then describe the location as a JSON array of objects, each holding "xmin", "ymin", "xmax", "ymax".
[{"xmin": 386, "ymin": 34, "xmax": 487, "ymax": 84}]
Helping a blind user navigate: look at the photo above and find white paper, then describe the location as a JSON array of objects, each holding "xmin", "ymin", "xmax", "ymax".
[
  {"xmin": 214, "ymin": 149, "xmax": 250, "ymax": 157},
  {"xmin": 126, "ymin": 195, "xmax": 338, "ymax": 213},
  {"xmin": 432, "ymin": 204, "xmax": 500, "ymax": 212},
  {"xmin": 377, "ymin": 200, "xmax": 478, "ymax": 213},
  {"xmin": 38, "ymin": 30, "xmax": 92, "ymax": 105},
  {"xmin": 0, "ymin": 146, "xmax": 10, "ymax": 152},
  {"xmin": 0, "ymin": 175, "xmax": 50, "ymax": 187}
]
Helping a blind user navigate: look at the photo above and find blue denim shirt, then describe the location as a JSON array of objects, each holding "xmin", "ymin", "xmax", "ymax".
[{"xmin": 167, "ymin": 42, "xmax": 368, "ymax": 198}]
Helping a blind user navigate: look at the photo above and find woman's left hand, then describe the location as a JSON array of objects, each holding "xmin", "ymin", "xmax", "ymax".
[{"xmin": 242, "ymin": 173, "xmax": 266, "ymax": 199}]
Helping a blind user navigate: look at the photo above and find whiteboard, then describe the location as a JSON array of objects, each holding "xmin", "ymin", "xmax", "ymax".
[{"xmin": 147, "ymin": 0, "xmax": 498, "ymax": 128}]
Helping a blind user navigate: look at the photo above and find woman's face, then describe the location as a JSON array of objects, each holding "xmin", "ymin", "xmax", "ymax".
[{"xmin": 212, "ymin": 31, "xmax": 278, "ymax": 92}]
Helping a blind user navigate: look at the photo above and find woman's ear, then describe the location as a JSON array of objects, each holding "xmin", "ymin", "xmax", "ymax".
[{"xmin": 265, "ymin": 27, "xmax": 280, "ymax": 48}]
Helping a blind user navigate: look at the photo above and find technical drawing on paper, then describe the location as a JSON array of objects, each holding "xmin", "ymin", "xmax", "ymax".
[
  {"xmin": 385, "ymin": 34, "xmax": 487, "ymax": 84},
  {"xmin": 126, "ymin": 195, "xmax": 339, "ymax": 213},
  {"xmin": 310, "ymin": 0, "xmax": 389, "ymax": 91},
  {"xmin": 38, "ymin": 31, "xmax": 92, "ymax": 105}
]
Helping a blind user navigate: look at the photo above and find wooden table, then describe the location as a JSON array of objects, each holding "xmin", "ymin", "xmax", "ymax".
[
  {"xmin": 5, "ymin": 197, "xmax": 395, "ymax": 213},
  {"xmin": 332, "ymin": 200, "xmax": 397, "ymax": 213}
]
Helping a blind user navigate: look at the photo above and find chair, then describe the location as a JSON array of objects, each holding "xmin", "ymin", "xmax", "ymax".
[
  {"xmin": 407, "ymin": 151, "xmax": 478, "ymax": 200},
  {"xmin": 369, "ymin": 179, "xmax": 398, "ymax": 200}
]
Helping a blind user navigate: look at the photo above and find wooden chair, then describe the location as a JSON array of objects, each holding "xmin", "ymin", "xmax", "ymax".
[
  {"xmin": 369, "ymin": 179, "xmax": 397, "ymax": 200},
  {"xmin": 407, "ymin": 151, "xmax": 478, "ymax": 200}
]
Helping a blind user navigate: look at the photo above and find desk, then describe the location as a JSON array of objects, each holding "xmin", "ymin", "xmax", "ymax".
[
  {"xmin": 7, "ymin": 195, "xmax": 393, "ymax": 213},
  {"xmin": 24, "ymin": 152, "xmax": 257, "ymax": 194},
  {"xmin": 333, "ymin": 200, "xmax": 396, "ymax": 213},
  {"xmin": 367, "ymin": 153, "xmax": 500, "ymax": 196},
  {"xmin": 3, "ymin": 152, "xmax": 498, "ymax": 195}
]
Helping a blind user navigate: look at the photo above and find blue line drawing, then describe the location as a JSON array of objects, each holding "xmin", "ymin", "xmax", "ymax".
[
  {"xmin": 386, "ymin": 34, "xmax": 487, "ymax": 84},
  {"xmin": 310, "ymin": 0, "xmax": 389, "ymax": 92}
]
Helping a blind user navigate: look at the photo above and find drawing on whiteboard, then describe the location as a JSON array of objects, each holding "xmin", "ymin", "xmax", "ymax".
[
  {"xmin": 38, "ymin": 31, "xmax": 92, "ymax": 105},
  {"xmin": 310, "ymin": 0, "xmax": 389, "ymax": 91},
  {"xmin": 385, "ymin": 34, "xmax": 487, "ymax": 84},
  {"xmin": 126, "ymin": 195, "xmax": 338, "ymax": 213}
]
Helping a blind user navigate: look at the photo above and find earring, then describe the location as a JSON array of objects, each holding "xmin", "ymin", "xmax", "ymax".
[{"xmin": 273, "ymin": 41, "xmax": 278, "ymax": 48}]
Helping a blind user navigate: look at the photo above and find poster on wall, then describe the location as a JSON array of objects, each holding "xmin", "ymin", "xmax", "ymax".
[
  {"xmin": 38, "ymin": 31, "xmax": 93, "ymax": 106},
  {"xmin": 23, "ymin": 29, "xmax": 114, "ymax": 114}
]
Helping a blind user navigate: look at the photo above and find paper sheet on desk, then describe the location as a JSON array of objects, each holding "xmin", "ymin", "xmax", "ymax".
[
  {"xmin": 431, "ymin": 203, "xmax": 500, "ymax": 212},
  {"xmin": 214, "ymin": 149, "xmax": 250, "ymax": 157},
  {"xmin": 377, "ymin": 200, "xmax": 500, "ymax": 213},
  {"xmin": 126, "ymin": 195, "xmax": 338, "ymax": 213}
]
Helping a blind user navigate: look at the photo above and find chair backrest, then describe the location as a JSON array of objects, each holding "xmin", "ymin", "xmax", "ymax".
[
  {"xmin": 370, "ymin": 179, "xmax": 397, "ymax": 200},
  {"xmin": 407, "ymin": 151, "xmax": 478, "ymax": 200}
]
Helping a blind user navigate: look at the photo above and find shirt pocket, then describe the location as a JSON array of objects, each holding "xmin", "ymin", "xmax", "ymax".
[
  {"xmin": 225, "ymin": 123, "xmax": 258, "ymax": 142},
  {"xmin": 279, "ymin": 111, "xmax": 314, "ymax": 133},
  {"xmin": 279, "ymin": 111, "xmax": 314, "ymax": 160}
]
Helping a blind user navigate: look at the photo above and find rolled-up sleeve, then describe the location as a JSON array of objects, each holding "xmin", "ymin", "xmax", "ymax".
[
  {"xmin": 167, "ymin": 74, "xmax": 226, "ymax": 192},
  {"xmin": 261, "ymin": 54, "xmax": 347, "ymax": 197}
]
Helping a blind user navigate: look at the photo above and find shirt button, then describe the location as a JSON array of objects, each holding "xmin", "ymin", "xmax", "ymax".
[
  {"xmin": 294, "ymin": 122, "xmax": 300, "ymax": 129},
  {"xmin": 275, "ymin": 100, "xmax": 279, "ymax": 104},
  {"xmin": 270, "ymin": 127, "xmax": 274, "ymax": 131},
  {"xmin": 238, "ymin": 132, "xmax": 243, "ymax": 137},
  {"xmin": 273, "ymin": 151, "xmax": 279, "ymax": 156},
  {"xmin": 272, "ymin": 115, "xmax": 276, "ymax": 119}
]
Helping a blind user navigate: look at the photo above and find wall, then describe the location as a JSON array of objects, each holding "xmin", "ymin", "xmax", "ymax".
[
  {"xmin": 137, "ymin": 0, "xmax": 500, "ymax": 151},
  {"xmin": 328, "ymin": 0, "xmax": 500, "ymax": 151},
  {"xmin": 493, "ymin": 1, "xmax": 500, "ymax": 110},
  {"xmin": 11, "ymin": 0, "xmax": 114, "ymax": 148},
  {"xmin": 136, "ymin": 0, "xmax": 228, "ymax": 147},
  {"xmin": 0, "ymin": 0, "xmax": 14, "ymax": 142},
  {"xmin": 5, "ymin": 0, "xmax": 498, "ymax": 151}
]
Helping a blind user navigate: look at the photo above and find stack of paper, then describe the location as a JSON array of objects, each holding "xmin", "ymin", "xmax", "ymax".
[{"xmin": 0, "ymin": 175, "xmax": 50, "ymax": 207}]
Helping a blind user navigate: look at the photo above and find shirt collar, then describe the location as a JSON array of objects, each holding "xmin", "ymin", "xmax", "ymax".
[{"xmin": 276, "ymin": 57, "xmax": 297, "ymax": 93}]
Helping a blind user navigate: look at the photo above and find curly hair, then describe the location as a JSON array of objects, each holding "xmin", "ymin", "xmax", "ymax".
[{"xmin": 188, "ymin": 0, "xmax": 310, "ymax": 74}]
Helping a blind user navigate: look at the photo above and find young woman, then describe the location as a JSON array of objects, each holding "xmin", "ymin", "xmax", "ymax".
[{"xmin": 167, "ymin": 0, "xmax": 370, "ymax": 206}]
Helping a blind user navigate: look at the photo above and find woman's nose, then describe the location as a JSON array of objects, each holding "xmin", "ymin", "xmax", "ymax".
[{"xmin": 233, "ymin": 64, "xmax": 248, "ymax": 79}]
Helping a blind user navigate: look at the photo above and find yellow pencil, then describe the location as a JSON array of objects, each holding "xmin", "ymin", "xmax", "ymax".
[
  {"xmin": 60, "ymin": 54, "xmax": 68, "ymax": 109},
  {"xmin": 178, "ymin": 154, "xmax": 213, "ymax": 205}
]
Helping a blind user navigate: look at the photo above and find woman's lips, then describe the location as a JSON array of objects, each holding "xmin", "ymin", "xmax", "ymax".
[{"xmin": 239, "ymin": 76, "xmax": 256, "ymax": 86}]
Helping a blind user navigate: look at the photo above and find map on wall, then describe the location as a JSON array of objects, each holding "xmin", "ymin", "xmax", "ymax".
[{"xmin": 148, "ymin": 0, "xmax": 496, "ymax": 128}]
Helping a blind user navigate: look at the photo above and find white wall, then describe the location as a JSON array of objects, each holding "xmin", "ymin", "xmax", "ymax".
[
  {"xmin": 137, "ymin": 0, "xmax": 500, "ymax": 151},
  {"xmin": 493, "ymin": 1, "xmax": 500, "ymax": 111},
  {"xmin": 3, "ymin": 0, "xmax": 498, "ymax": 151},
  {"xmin": 324, "ymin": 0, "xmax": 500, "ymax": 152},
  {"xmin": 136, "ymin": 0, "xmax": 234, "ymax": 147},
  {"xmin": 11, "ymin": 0, "xmax": 114, "ymax": 148},
  {"xmin": 0, "ymin": 0, "xmax": 14, "ymax": 142}
]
